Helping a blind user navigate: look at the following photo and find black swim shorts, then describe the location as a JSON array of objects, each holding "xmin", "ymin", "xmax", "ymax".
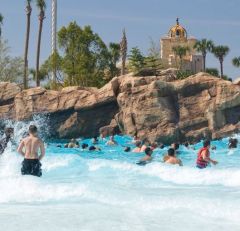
[{"xmin": 21, "ymin": 159, "xmax": 42, "ymax": 177}]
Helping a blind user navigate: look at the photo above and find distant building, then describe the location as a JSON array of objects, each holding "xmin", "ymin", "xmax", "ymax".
[{"xmin": 160, "ymin": 18, "xmax": 203, "ymax": 73}]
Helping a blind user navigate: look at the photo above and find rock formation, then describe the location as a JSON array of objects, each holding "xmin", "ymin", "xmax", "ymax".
[{"xmin": 1, "ymin": 70, "xmax": 240, "ymax": 143}]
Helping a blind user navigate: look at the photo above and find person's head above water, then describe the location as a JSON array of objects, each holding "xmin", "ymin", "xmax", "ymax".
[
  {"xmin": 124, "ymin": 147, "xmax": 131, "ymax": 152},
  {"xmin": 82, "ymin": 143, "xmax": 88, "ymax": 149},
  {"xmin": 171, "ymin": 143, "xmax": 180, "ymax": 150},
  {"xmin": 89, "ymin": 146, "xmax": 96, "ymax": 151},
  {"xmin": 203, "ymin": 140, "xmax": 211, "ymax": 148},
  {"xmin": 145, "ymin": 147, "xmax": 153, "ymax": 156},
  {"xmin": 29, "ymin": 125, "xmax": 37, "ymax": 136},
  {"xmin": 4, "ymin": 127, "xmax": 14, "ymax": 138},
  {"xmin": 168, "ymin": 148, "xmax": 175, "ymax": 157}
]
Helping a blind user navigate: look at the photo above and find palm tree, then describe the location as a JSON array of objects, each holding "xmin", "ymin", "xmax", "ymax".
[
  {"xmin": 23, "ymin": 0, "xmax": 32, "ymax": 89},
  {"xmin": 172, "ymin": 45, "xmax": 190, "ymax": 70},
  {"xmin": 212, "ymin": 45, "xmax": 229, "ymax": 78},
  {"xmin": 35, "ymin": 0, "xmax": 46, "ymax": 87},
  {"xmin": 232, "ymin": 56, "xmax": 240, "ymax": 68},
  {"xmin": 194, "ymin": 39, "xmax": 214, "ymax": 71},
  {"xmin": 0, "ymin": 14, "xmax": 4, "ymax": 38},
  {"xmin": 120, "ymin": 29, "xmax": 127, "ymax": 75}
]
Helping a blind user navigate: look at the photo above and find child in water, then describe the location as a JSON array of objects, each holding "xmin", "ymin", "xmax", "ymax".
[
  {"xmin": 196, "ymin": 140, "xmax": 218, "ymax": 169},
  {"xmin": 165, "ymin": 148, "xmax": 183, "ymax": 166}
]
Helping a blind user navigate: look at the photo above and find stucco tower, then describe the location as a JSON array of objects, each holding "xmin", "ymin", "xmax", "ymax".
[{"xmin": 160, "ymin": 18, "xmax": 203, "ymax": 73}]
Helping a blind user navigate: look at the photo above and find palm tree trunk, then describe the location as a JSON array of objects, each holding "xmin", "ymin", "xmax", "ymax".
[
  {"xmin": 36, "ymin": 16, "xmax": 43, "ymax": 87},
  {"xmin": 220, "ymin": 60, "xmax": 223, "ymax": 78},
  {"xmin": 203, "ymin": 54, "xmax": 206, "ymax": 72},
  {"xmin": 24, "ymin": 6, "xmax": 31, "ymax": 89}
]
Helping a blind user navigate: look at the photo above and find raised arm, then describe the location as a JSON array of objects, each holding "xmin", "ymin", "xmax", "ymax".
[
  {"xmin": 38, "ymin": 140, "xmax": 45, "ymax": 161},
  {"xmin": 17, "ymin": 140, "xmax": 25, "ymax": 157}
]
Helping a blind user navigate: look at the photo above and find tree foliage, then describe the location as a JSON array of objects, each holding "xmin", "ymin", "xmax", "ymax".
[
  {"xmin": 212, "ymin": 45, "xmax": 229, "ymax": 78},
  {"xmin": 58, "ymin": 22, "xmax": 110, "ymax": 87},
  {"xmin": 205, "ymin": 68, "xmax": 219, "ymax": 77},
  {"xmin": 232, "ymin": 56, "xmax": 240, "ymax": 68},
  {"xmin": 172, "ymin": 45, "xmax": 190, "ymax": 70},
  {"xmin": 128, "ymin": 47, "xmax": 145, "ymax": 74},
  {"xmin": 194, "ymin": 39, "xmax": 214, "ymax": 71},
  {"xmin": 0, "ymin": 40, "xmax": 24, "ymax": 83},
  {"xmin": 106, "ymin": 42, "xmax": 120, "ymax": 79}
]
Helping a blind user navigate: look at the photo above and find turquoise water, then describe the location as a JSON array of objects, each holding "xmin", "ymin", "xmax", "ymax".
[{"xmin": 0, "ymin": 119, "xmax": 240, "ymax": 231}]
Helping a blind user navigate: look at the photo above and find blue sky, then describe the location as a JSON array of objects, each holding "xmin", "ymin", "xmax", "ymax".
[{"xmin": 1, "ymin": 0, "xmax": 240, "ymax": 78}]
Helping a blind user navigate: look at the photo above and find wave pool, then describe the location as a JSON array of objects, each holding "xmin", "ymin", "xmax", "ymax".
[{"xmin": 0, "ymin": 121, "xmax": 240, "ymax": 231}]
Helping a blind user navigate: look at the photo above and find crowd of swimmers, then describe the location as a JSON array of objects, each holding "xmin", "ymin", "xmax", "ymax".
[
  {"xmin": 61, "ymin": 134, "xmax": 239, "ymax": 168},
  {"xmin": 0, "ymin": 126, "xmax": 239, "ymax": 177}
]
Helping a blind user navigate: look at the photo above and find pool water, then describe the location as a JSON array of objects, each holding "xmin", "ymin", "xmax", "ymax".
[{"xmin": 0, "ymin": 120, "xmax": 240, "ymax": 231}]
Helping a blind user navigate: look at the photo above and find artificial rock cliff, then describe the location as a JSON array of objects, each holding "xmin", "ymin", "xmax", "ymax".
[{"xmin": 1, "ymin": 70, "xmax": 240, "ymax": 143}]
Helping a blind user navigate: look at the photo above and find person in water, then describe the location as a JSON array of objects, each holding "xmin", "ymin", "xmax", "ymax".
[
  {"xmin": 92, "ymin": 136, "xmax": 99, "ymax": 145},
  {"xmin": 17, "ymin": 125, "xmax": 45, "ymax": 177},
  {"xmin": 0, "ymin": 127, "xmax": 14, "ymax": 155},
  {"xmin": 196, "ymin": 140, "xmax": 218, "ymax": 169},
  {"xmin": 107, "ymin": 135, "xmax": 118, "ymax": 146},
  {"xmin": 89, "ymin": 145, "xmax": 101, "ymax": 151},
  {"xmin": 165, "ymin": 148, "xmax": 183, "ymax": 166},
  {"xmin": 124, "ymin": 146, "xmax": 131, "ymax": 152},
  {"xmin": 140, "ymin": 139, "xmax": 150, "ymax": 152},
  {"xmin": 163, "ymin": 142, "xmax": 180, "ymax": 162},
  {"xmin": 132, "ymin": 141, "xmax": 142, "ymax": 152},
  {"xmin": 228, "ymin": 138, "xmax": 238, "ymax": 149},
  {"xmin": 81, "ymin": 143, "xmax": 89, "ymax": 149},
  {"xmin": 66, "ymin": 139, "xmax": 79, "ymax": 148},
  {"xmin": 137, "ymin": 147, "xmax": 153, "ymax": 165}
]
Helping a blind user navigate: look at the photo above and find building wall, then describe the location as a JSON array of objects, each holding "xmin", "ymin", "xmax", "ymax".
[{"xmin": 160, "ymin": 36, "xmax": 203, "ymax": 73}]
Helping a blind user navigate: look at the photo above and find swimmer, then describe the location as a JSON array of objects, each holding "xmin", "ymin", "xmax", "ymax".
[
  {"xmin": 136, "ymin": 147, "xmax": 153, "ymax": 165},
  {"xmin": 82, "ymin": 143, "xmax": 89, "ymax": 149},
  {"xmin": 150, "ymin": 142, "xmax": 158, "ymax": 150},
  {"xmin": 184, "ymin": 142, "xmax": 189, "ymax": 149},
  {"xmin": 89, "ymin": 146, "xmax": 101, "ymax": 151},
  {"xmin": 228, "ymin": 138, "xmax": 238, "ymax": 149},
  {"xmin": 92, "ymin": 136, "xmax": 99, "ymax": 145},
  {"xmin": 124, "ymin": 146, "xmax": 131, "ymax": 152},
  {"xmin": 0, "ymin": 127, "xmax": 14, "ymax": 155},
  {"xmin": 17, "ymin": 125, "xmax": 45, "ymax": 177},
  {"xmin": 196, "ymin": 140, "xmax": 218, "ymax": 169},
  {"xmin": 107, "ymin": 135, "xmax": 118, "ymax": 146},
  {"xmin": 163, "ymin": 142, "xmax": 179, "ymax": 162},
  {"xmin": 159, "ymin": 143, "xmax": 165, "ymax": 149},
  {"xmin": 140, "ymin": 139, "xmax": 150, "ymax": 152},
  {"xmin": 67, "ymin": 139, "xmax": 79, "ymax": 148},
  {"xmin": 165, "ymin": 148, "xmax": 183, "ymax": 166},
  {"xmin": 132, "ymin": 141, "xmax": 142, "ymax": 152}
]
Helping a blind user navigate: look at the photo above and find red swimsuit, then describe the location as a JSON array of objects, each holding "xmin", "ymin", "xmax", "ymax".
[{"xmin": 196, "ymin": 147, "xmax": 209, "ymax": 169}]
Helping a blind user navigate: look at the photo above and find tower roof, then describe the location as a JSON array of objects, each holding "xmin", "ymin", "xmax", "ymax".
[{"xmin": 168, "ymin": 18, "xmax": 187, "ymax": 39}]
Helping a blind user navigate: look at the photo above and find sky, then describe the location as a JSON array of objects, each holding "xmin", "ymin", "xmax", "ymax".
[{"xmin": 1, "ymin": 0, "xmax": 240, "ymax": 78}]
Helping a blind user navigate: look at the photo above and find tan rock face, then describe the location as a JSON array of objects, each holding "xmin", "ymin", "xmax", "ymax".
[{"xmin": 1, "ymin": 71, "xmax": 240, "ymax": 142}]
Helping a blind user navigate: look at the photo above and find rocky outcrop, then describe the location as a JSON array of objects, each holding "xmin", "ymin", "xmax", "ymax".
[{"xmin": 1, "ymin": 71, "xmax": 240, "ymax": 143}]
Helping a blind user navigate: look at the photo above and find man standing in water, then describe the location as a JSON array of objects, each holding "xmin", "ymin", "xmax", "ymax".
[
  {"xmin": 196, "ymin": 140, "xmax": 218, "ymax": 169},
  {"xmin": 17, "ymin": 125, "xmax": 45, "ymax": 177}
]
